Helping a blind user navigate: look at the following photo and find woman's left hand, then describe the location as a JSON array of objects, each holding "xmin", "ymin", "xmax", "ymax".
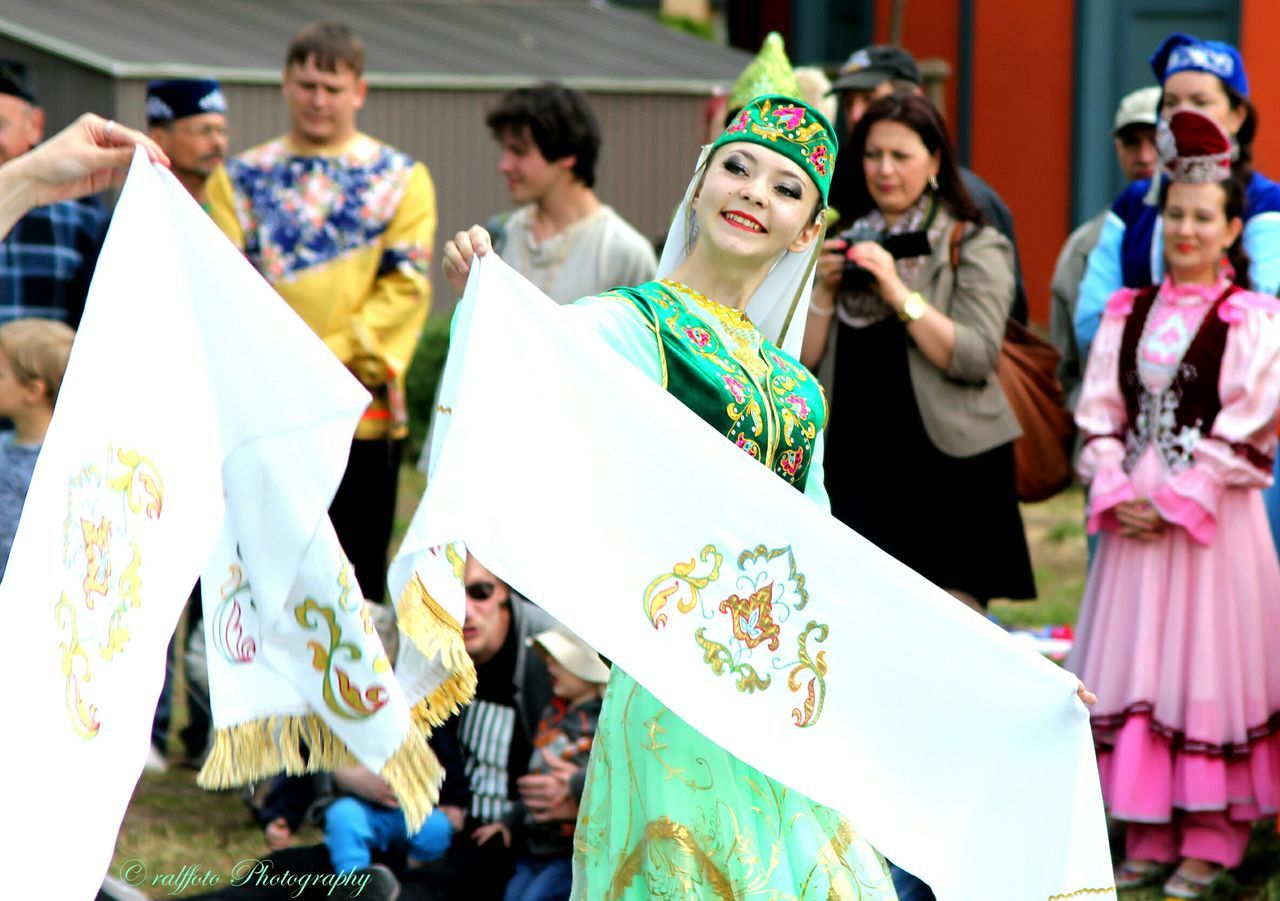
[
  {"xmin": 847, "ymin": 241, "xmax": 910, "ymax": 308},
  {"xmin": 1076, "ymin": 681, "xmax": 1097, "ymax": 707}
]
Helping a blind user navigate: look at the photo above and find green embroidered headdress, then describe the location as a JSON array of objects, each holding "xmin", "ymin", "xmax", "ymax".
[
  {"xmin": 712, "ymin": 94, "xmax": 838, "ymax": 204},
  {"xmin": 727, "ymin": 32, "xmax": 803, "ymax": 112}
]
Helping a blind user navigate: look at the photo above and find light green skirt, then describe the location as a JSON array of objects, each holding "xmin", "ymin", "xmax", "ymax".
[{"xmin": 571, "ymin": 668, "xmax": 898, "ymax": 899}]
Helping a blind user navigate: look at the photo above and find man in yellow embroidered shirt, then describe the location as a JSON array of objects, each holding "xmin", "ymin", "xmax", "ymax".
[{"xmin": 208, "ymin": 21, "xmax": 435, "ymax": 602}]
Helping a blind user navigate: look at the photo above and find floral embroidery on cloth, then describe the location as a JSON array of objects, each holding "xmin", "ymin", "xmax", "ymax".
[
  {"xmin": 56, "ymin": 445, "xmax": 164, "ymax": 739},
  {"xmin": 643, "ymin": 544, "xmax": 830, "ymax": 728},
  {"xmin": 227, "ymin": 136, "xmax": 420, "ymax": 283}
]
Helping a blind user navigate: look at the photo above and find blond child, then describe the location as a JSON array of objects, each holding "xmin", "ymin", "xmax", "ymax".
[{"xmin": 0, "ymin": 317, "xmax": 73, "ymax": 576}]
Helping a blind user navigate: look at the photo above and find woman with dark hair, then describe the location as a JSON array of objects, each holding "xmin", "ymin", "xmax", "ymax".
[
  {"xmin": 800, "ymin": 92, "xmax": 1035, "ymax": 613},
  {"xmin": 1069, "ymin": 109, "xmax": 1280, "ymax": 899}
]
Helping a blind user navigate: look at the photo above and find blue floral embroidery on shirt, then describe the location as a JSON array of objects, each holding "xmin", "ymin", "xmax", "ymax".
[{"xmin": 227, "ymin": 139, "xmax": 415, "ymax": 283}]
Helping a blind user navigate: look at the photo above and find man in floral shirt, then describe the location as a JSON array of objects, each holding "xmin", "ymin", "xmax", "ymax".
[{"xmin": 208, "ymin": 21, "xmax": 436, "ymax": 602}]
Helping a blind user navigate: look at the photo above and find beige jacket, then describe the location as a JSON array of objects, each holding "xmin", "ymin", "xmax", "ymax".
[
  {"xmin": 820, "ymin": 212, "xmax": 1021, "ymax": 458},
  {"xmin": 903, "ymin": 215, "xmax": 1021, "ymax": 457}
]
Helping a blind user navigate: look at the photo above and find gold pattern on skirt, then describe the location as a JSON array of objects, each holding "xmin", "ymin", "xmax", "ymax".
[{"xmin": 572, "ymin": 672, "xmax": 895, "ymax": 900}]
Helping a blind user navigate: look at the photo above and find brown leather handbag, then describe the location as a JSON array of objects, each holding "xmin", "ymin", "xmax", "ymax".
[
  {"xmin": 949, "ymin": 224, "xmax": 1075, "ymax": 502},
  {"xmin": 995, "ymin": 319, "xmax": 1076, "ymax": 501}
]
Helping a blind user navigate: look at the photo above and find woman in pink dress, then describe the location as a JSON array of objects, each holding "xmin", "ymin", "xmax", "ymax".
[{"xmin": 1070, "ymin": 108, "xmax": 1280, "ymax": 898}]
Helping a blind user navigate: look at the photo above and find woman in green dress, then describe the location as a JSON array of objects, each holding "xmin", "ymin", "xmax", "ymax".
[{"xmin": 442, "ymin": 95, "xmax": 897, "ymax": 899}]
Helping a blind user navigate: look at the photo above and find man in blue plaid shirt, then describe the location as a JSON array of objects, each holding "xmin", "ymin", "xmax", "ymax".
[{"xmin": 0, "ymin": 61, "xmax": 106, "ymax": 328}]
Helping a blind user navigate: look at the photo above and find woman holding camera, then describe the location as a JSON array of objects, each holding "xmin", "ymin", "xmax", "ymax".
[{"xmin": 801, "ymin": 93, "xmax": 1034, "ymax": 611}]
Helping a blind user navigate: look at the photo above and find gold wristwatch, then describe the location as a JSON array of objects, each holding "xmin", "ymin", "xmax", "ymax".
[{"xmin": 898, "ymin": 291, "xmax": 927, "ymax": 323}]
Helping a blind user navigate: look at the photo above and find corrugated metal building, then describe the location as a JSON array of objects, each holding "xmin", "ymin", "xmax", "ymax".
[{"xmin": 0, "ymin": 0, "xmax": 753, "ymax": 310}]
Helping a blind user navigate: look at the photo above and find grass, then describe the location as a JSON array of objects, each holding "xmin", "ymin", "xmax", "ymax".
[{"xmin": 108, "ymin": 476, "xmax": 1280, "ymax": 897}]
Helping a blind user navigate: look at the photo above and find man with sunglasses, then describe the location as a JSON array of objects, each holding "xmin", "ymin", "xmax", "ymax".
[{"xmin": 398, "ymin": 556, "xmax": 560, "ymax": 899}]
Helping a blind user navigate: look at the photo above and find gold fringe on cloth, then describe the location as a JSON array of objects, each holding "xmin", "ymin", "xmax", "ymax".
[
  {"xmin": 196, "ymin": 568, "xmax": 475, "ymax": 831},
  {"xmin": 197, "ymin": 711, "xmax": 445, "ymax": 831},
  {"xmin": 396, "ymin": 572, "xmax": 478, "ymax": 731},
  {"xmin": 1046, "ymin": 889, "xmax": 1116, "ymax": 900}
]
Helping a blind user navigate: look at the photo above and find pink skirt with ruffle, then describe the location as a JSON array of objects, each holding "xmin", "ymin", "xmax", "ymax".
[{"xmin": 1068, "ymin": 451, "xmax": 1280, "ymax": 823}]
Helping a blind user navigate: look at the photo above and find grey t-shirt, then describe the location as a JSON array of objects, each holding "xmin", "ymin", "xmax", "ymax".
[
  {"xmin": 493, "ymin": 205, "xmax": 658, "ymax": 303},
  {"xmin": 0, "ymin": 432, "xmax": 40, "ymax": 577}
]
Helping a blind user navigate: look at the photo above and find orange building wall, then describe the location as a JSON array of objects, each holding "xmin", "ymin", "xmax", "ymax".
[
  {"xmin": 968, "ymin": 1, "xmax": 1075, "ymax": 326},
  {"xmin": 872, "ymin": 0, "xmax": 961, "ymax": 123},
  {"xmin": 1241, "ymin": 0, "xmax": 1280, "ymax": 175},
  {"xmin": 873, "ymin": 0, "xmax": 1073, "ymax": 325}
]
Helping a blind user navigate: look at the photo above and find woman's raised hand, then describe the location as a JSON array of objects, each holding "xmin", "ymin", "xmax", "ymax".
[{"xmin": 442, "ymin": 225, "xmax": 495, "ymax": 297}]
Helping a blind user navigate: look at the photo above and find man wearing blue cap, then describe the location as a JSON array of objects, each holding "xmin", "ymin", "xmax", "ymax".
[
  {"xmin": 146, "ymin": 79, "xmax": 229, "ymax": 208},
  {"xmin": 0, "ymin": 60, "xmax": 106, "ymax": 328}
]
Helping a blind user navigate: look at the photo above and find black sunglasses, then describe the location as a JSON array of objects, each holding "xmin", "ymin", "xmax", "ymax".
[{"xmin": 465, "ymin": 581, "xmax": 497, "ymax": 601}]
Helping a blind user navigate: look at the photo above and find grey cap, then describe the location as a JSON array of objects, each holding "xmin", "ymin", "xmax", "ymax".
[
  {"xmin": 830, "ymin": 45, "xmax": 921, "ymax": 93},
  {"xmin": 1114, "ymin": 86, "xmax": 1161, "ymax": 134}
]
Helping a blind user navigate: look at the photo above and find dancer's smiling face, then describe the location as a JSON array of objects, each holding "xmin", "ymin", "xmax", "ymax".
[{"xmin": 690, "ymin": 143, "xmax": 823, "ymax": 265}]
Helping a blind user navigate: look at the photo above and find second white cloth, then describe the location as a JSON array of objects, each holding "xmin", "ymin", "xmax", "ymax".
[{"xmin": 395, "ymin": 256, "xmax": 1115, "ymax": 901}]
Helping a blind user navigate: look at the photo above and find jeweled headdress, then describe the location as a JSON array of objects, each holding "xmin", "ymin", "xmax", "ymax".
[
  {"xmin": 712, "ymin": 94, "xmax": 838, "ymax": 204},
  {"xmin": 1156, "ymin": 108, "xmax": 1232, "ymax": 184}
]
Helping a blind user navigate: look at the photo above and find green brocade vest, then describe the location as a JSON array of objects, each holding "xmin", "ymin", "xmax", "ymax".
[{"xmin": 607, "ymin": 279, "xmax": 826, "ymax": 492}]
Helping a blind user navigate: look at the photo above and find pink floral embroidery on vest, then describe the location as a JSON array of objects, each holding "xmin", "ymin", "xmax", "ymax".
[
  {"xmin": 783, "ymin": 393, "xmax": 810, "ymax": 420},
  {"xmin": 779, "ymin": 446, "xmax": 804, "ymax": 477},
  {"xmin": 723, "ymin": 375, "xmax": 748, "ymax": 404},
  {"xmin": 683, "ymin": 325, "xmax": 712, "ymax": 349}
]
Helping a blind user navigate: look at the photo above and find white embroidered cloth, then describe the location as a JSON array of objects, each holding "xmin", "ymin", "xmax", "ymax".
[
  {"xmin": 1, "ymin": 152, "xmax": 464, "ymax": 898},
  {"xmin": 395, "ymin": 255, "xmax": 1116, "ymax": 901}
]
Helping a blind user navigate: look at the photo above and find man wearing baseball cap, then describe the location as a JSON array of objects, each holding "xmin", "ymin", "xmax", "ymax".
[
  {"xmin": 1050, "ymin": 86, "xmax": 1160, "ymax": 411},
  {"xmin": 0, "ymin": 60, "xmax": 107, "ymax": 329},
  {"xmin": 827, "ymin": 44, "xmax": 1030, "ymax": 323},
  {"xmin": 146, "ymin": 79, "xmax": 229, "ymax": 208}
]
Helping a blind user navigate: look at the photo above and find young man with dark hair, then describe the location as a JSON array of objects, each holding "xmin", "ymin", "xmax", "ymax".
[
  {"xmin": 207, "ymin": 21, "xmax": 435, "ymax": 603},
  {"xmin": 483, "ymin": 83, "xmax": 656, "ymax": 303}
]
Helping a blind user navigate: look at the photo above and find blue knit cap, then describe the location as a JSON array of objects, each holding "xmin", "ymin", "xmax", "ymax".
[{"xmin": 1150, "ymin": 33, "xmax": 1248, "ymax": 97}]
